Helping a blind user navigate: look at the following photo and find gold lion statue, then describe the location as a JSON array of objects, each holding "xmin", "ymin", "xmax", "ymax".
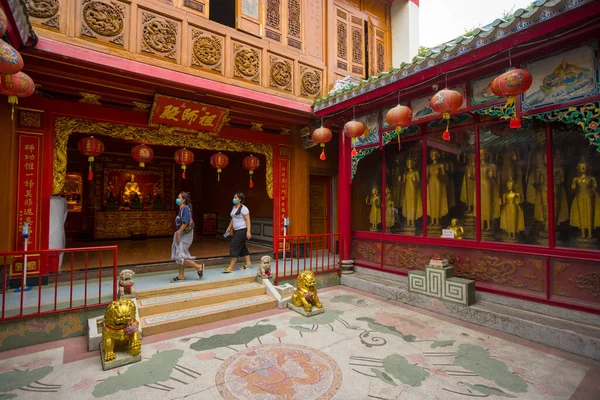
[
  {"xmin": 102, "ymin": 298, "xmax": 141, "ymax": 362},
  {"xmin": 291, "ymin": 270, "xmax": 323, "ymax": 312}
]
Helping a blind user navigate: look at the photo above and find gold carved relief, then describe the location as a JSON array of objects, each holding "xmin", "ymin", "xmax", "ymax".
[
  {"xmin": 250, "ymin": 122, "xmax": 263, "ymax": 131},
  {"xmin": 53, "ymin": 117, "xmax": 274, "ymax": 199},
  {"xmin": 233, "ymin": 43, "xmax": 260, "ymax": 83},
  {"xmin": 191, "ymin": 29, "xmax": 223, "ymax": 74},
  {"xmin": 300, "ymin": 66, "xmax": 321, "ymax": 98},
  {"xmin": 26, "ymin": 0, "xmax": 60, "ymax": 30},
  {"xmin": 141, "ymin": 12, "xmax": 178, "ymax": 61},
  {"xmin": 569, "ymin": 271, "xmax": 600, "ymax": 297},
  {"xmin": 269, "ymin": 55, "xmax": 292, "ymax": 92},
  {"xmin": 384, "ymin": 244, "xmax": 427, "ymax": 270},
  {"xmin": 132, "ymin": 102, "xmax": 151, "ymax": 112},
  {"xmin": 530, "ymin": 280, "xmax": 544, "ymax": 292},
  {"xmin": 19, "ymin": 111, "xmax": 42, "ymax": 128},
  {"xmin": 79, "ymin": 92, "xmax": 102, "ymax": 105},
  {"xmin": 553, "ymin": 282, "xmax": 571, "ymax": 297},
  {"xmin": 79, "ymin": 0, "xmax": 127, "ymax": 47},
  {"xmin": 554, "ymin": 262, "xmax": 570, "ymax": 276}
]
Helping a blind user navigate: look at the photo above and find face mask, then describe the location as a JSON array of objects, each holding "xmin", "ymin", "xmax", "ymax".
[
  {"xmin": 232, "ymin": 199, "xmax": 239, "ymax": 205},
  {"xmin": 176, "ymin": 198, "xmax": 182, "ymax": 206}
]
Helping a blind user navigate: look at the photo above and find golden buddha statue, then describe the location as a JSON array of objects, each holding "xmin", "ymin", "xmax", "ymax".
[
  {"xmin": 570, "ymin": 161, "xmax": 600, "ymax": 240},
  {"xmin": 499, "ymin": 148, "xmax": 524, "ymax": 201},
  {"xmin": 123, "ymin": 175, "xmax": 142, "ymax": 204},
  {"xmin": 365, "ymin": 186, "xmax": 382, "ymax": 231},
  {"xmin": 460, "ymin": 152, "xmax": 476, "ymax": 216},
  {"xmin": 385, "ymin": 186, "xmax": 395, "ymax": 232},
  {"xmin": 526, "ymin": 151, "xmax": 548, "ymax": 231},
  {"xmin": 427, "ymin": 149, "xmax": 449, "ymax": 226},
  {"xmin": 440, "ymin": 152, "xmax": 456, "ymax": 209},
  {"xmin": 553, "ymin": 150, "xmax": 569, "ymax": 225},
  {"xmin": 500, "ymin": 181, "xmax": 525, "ymax": 241},
  {"xmin": 480, "ymin": 148, "xmax": 500, "ymax": 230},
  {"xmin": 401, "ymin": 157, "xmax": 423, "ymax": 229},
  {"xmin": 389, "ymin": 154, "xmax": 404, "ymax": 211},
  {"xmin": 444, "ymin": 218, "xmax": 464, "ymax": 239}
]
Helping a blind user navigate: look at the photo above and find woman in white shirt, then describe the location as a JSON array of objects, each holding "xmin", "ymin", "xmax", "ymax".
[{"xmin": 223, "ymin": 192, "xmax": 253, "ymax": 273}]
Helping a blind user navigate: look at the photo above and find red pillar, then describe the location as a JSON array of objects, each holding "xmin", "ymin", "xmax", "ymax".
[{"xmin": 337, "ymin": 121, "xmax": 352, "ymax": 259}]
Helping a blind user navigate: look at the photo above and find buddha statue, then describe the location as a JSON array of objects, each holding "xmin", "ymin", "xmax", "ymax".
[
  {"xmin": 500, "ymin": 181, "xmax": 525, "ymax": 241},
  {"xmin": 401, "ymin": 157, "xmax": 422, "ymax": 229},
  {"xmin": 553, "ymin": 150, "xmax": 569, "ymax": 225},
  {"xmin": 365, "ymin": 187, "xmax": 381, "ymax": 231},
  {"xmin": 480, "ymin": 148, "xmax": 500, "ymax": 231},
  {"xmin": 444, "ymin": 218, "xmax": 464, "ymax": 239},
  {"xmin": 389, "ymin": 154, "xmax": 404, "ymax": 211},
  {"xmin": 499, "ymin": 148, "xmax": 524, "ymax": 201},
  {"xmin": 460, "ymin": 152, "xmax": 476, "ymax": 216},
  {"xmin": 440, "ymin": 152, "xmax": 456, "ymax": 209},
  {"xmin": 427, "ymin": 149, "xmax": 448, "ymax": 226},
  {"xmin": 570, "ymin": 161, "xmax": 600, "ymax": 240},
  {"xmin": 385, "ymin": 186, "xmax": 395, "ymax": 232},
  {"xmin": 526, "ymin": 151, "xmax": 548, "ymax": 231},
  {"xmin": 123, "ymin": 175, "xmax": 142, "ymax": 204}
]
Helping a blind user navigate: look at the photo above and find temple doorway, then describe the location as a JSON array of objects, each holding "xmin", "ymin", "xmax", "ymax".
[{"xmin": 58, "ymin": 133, "xmax": 273, "ymax": 270}]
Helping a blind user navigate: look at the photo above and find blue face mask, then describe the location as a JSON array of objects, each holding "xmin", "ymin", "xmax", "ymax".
[
  {"xmin": 233, "ymin": 198, "xmax": 239, "ymax": 205},
  {"xmin": 176, "ymin": 198, "xmax": 182, "ymax": 206}
]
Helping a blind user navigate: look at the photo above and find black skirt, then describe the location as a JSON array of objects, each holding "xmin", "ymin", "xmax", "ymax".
[{"xmin": 230, "ymin": 228, "xmax": 250, "ymax": 258}]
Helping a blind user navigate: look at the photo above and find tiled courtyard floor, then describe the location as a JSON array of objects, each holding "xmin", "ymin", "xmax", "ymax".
[{"xmin": 0, "ymin": 287, "xmax": 598, "ymax": 399}]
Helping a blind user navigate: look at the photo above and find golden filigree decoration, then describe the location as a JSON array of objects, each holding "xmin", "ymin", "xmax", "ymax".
[
  {"xmin": 355, "ymin": 241, "xmax": 378, "ymax": 262},
  {"xmin": 233, "ymin": 44, "xmax": 260, "ymax": 82},
  {"xmin": 383, "ymin": 244, "xmax": 427, "ymax": 270},
  {"xmin": 553, "ymin": 282, "xmax": 571, "ymax": 297},
  {"xmin": 280, "ymin": 128, "xmax": 290, "ymax": 136},
  {"xmin": 554, "ymin": 262, "xmax": 570, "ymax": 276},
  {"xmin": 250, "ymin": 122, "xmax": 263, "ymax": 131},
  {"xmin": 300, "ymin": 66, "xmax": 321, "ymax": 97},
  {"xmin": 454, "ymin": 255, "xmax": 522, "ymax": 284},
  {"xmin": 53, "ymin": 117, "xmax": 274, "ymax": 199},
  {"xmin": 270, "ymin": 57, "xmax": 292, "ymax": 91},
  {"xmin": 192, "ymin": 34, "xmax": 222, "ymax": 66},
  {"xmin": 530, "ymin": 280, "xmax": 544, "ymax": 292},
  {"xmin": 132, "ymin": 102, "xmax": 151, "ymax": 112},
  {"xmin": 569, "ymin": 271, "xmax": 600, "ymax": 297},
  {"xmin": 529, "ymin": 259, "xmax": 543, "ymax": 273},
  {"xmin": 82, "ymin": 0, "xmax": 124, "ymax": 37},
  {"xmin": 142, "ymin": 13, "xmax": 177, "ymax": 54},
  {"xmin": 523, "ymin": 269, "xmax": 538, "ymax": 279},
  {"xmin": 26, "ymin": 0, "xmax": 59, "ymax": 18},
  {"xmin": 511, "ymin": 280, "xmax": 525, "ymax": 288},
  {"xmin": 19, "ymin": 111, "xmax": 41, "ymax": 128},
  {"xmin": 79, "ymin": 92, "xmax": 102, "ymax": 105}
]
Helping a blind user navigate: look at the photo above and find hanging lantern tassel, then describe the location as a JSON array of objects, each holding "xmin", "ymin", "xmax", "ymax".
[
  {"xmin": 217, "ymin": 168, "xmax": 222, "ymax": 182},
  {"xmin": 509, "ymin": 98, "xmax": 521, "ymax": 128},
  {"xmin": 249, "ymin": 171, "xmax": 254, "ymax": 188},
  {"xmin": 442, "ymin": 112, "xmax": 451, "ymax": 141},
  {"xmin": 351, "ymin": 137, "xmax": 358, "ymax": 157},
  {"xmin": 396, "ymin": 126, "xmax": 402, "ymax": 150},
  {"xmin": 88, "ymin": 156, "xmax": 94, "ymax": 180},
  {"xmin": 8, "ymin": 95, "xmax": 17, "ymax": 121},
  {"xmin": 181, "ymin": 165, "xmax": 187, "ymax": 179},
  {"xmin": 319, "ymin": 143, "xmax": 326, "ymax": 161}
]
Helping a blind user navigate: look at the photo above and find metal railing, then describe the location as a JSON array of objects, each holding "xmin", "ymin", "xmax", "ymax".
[
  {"xmin": 274, "ymin": 233, "xmax": 341, "ymax": 285},
  {"xmin": 0, "ymin": 246, "xmax": 118, "ymax": 322}
]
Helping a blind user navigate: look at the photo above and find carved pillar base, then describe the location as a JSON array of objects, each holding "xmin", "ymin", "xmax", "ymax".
[
  {"xmin": 341, "ymin": 259, "xmax": 355, "ymax": 274},
  {"xmin": 427, "ymin": 224, "xmax": 443, "ymax": 238},
  {"xmin": 462, "ymin": 215, "xmax": 476, "ymax": 240},
  {"xmin": 481, "ymin": 229, "xmax": 496, "ymax": 242}
]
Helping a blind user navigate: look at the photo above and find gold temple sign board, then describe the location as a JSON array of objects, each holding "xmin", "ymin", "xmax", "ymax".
[{"xmin": 148, "ymin": 94, "xmax": 229, "ymax": 134}]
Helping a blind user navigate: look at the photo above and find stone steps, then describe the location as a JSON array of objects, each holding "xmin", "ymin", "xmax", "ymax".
[{"xmin": 342, "ymin": 270, "xmax": 600, "ymax": 361}]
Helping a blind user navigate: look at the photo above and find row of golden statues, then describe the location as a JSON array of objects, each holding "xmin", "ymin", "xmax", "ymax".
[{"xmin": 365, "ymin": 148, "xmax": 600, "ymax": 242}]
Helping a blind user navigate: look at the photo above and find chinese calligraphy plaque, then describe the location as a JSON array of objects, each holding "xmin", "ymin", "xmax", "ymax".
[{"xmin": 148, "ymin": 94, "xmax": 229, "ymax": 134}]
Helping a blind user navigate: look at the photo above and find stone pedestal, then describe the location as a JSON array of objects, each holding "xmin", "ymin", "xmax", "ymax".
[
  {"xmin": 257, "ymin": 276, "xmax": 274, "ymax": 284},
  {"xmin": 481, "ymin": 229, "xmax": 496, "ymax": 242},
  {"xmin": 462, "ymin": 214, "xmax": 476, "ymax": 240},
  {"xmin": 341, "ymin": 259, "xmax": 354, "ymax": 274},
  {"xmin": 408, "ymin": 262, "xmax": 475, "ymax": 306},
  {"xmin": 288, "ymin": 303, "xmax": 325, "ymax": 317},
  {"xmin": 427, "ymin": 224, "xmax": 442, "ymax": 238},
  {"xmin": 274, "ymin": 283, "xmax": 295, "ymax": 297},
  {"xmin": 100, "ymin": 347, "xmax": 142, "ymax": 371}
]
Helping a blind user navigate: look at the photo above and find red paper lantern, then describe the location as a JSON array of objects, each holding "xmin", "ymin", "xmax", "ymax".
[
  {"xmin": 131, "ymin": 144, "xmax": 154, "ymax": 167},
  {"xmin": 243, "ymin": 154, "xmax": 260, "ymax": 188},
  {"xmin": 385, "ymin": 105, "xmax": 412, "ymax": 149},
  {"xmin": 78, "ymin": 136, "xmax": 104, "ymax": 180},
  {"xmin": 430, "ymin": 89, "xmax": 463, "ymax": 141},
  {"xmin": 490, "ymin": 69, "xmax": 533, "ymax": 129},
  {"xmin": 312, "ymin": 126, "xmax": 333, "ymax": 160},
  {"xmin": 174, "ymin": 148, "xmax": 194, "ymax": 179},
  {"xmin": 344, "ymin": 120, "xmax": 365, "ymax": 157},
  {"xmin": 0, "ymin": 72, "xmax": 34, "ymax": 120},
  {"xmin": 209, "ymin": 152, "xmax": 229, "ymax": 181},
  {"xmin": 0, "ymin": 8, "xmax": 8, "ymax": 37},
  {"xmin": 0, "ymin": 41, "xmax": 23, "ymax": 76}
]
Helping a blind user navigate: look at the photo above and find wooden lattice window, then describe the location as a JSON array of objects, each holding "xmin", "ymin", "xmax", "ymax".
[
  {"xmin": 288, "ymin": 0, "xmax": 301, "ymax": 38},
  {"xmin": 377, "ymin": 40, "xmax": 385, "ymax": 72},
  {"xmin": 267, "ymin": 0, "xmax": 280, "ymax": 29},
  {"xmin": 352, "ymin": 28, "xmax": 363, "ymax": 64},
  {"xmin": 337, "ymin": 21, "xmax": 347, "ymax": 59}
]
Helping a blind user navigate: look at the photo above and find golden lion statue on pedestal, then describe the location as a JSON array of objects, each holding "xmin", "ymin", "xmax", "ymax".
[
  {"xmin": 102, "ymin": 298, "xmax": 141, "ymax": 362},
  {"xmin": 291, "ymin": 270, "xmax": 323, "ymax": 312}
]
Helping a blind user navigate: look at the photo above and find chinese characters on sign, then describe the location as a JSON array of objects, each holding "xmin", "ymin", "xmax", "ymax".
[
  {"xmin": 279, "ymin": 155, "xmax": 290, "ymax": 250},
  {"xmin": 149, "ymin": 94, "xmax": 230, "ymax": 134},
  {"xmin": 16, "ymin": 135, "xmax": 41, "ymax": 252}
]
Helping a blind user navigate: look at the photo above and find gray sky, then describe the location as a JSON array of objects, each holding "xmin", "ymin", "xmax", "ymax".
[{"xmin": 419, "ymin": 0, "xmax": 534, "ymax": 48}]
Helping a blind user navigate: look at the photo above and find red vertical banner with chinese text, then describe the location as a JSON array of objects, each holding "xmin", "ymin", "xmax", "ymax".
[
  {"xmin": 278, "ymin": 146, "xmax": 290, "ymax": 251},
  {"xmin": 15, "ymin": 135, "xmax": 42, "ymax": 251}
]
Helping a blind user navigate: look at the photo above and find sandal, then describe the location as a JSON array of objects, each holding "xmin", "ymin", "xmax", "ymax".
[
  {"xmin": 170, "ymin": 276, "xmax": 185, "ymax": 283},
  {"xmin": 239, "ymin": 265, "xmax": 246, "ymax": 270},
  {"xmin": 197, "ymin": 264, "xmax": 204, "ymax": 279},
  {"xmin": 222, "ymin": 268, "xmax": 233, "ymax": 273}
]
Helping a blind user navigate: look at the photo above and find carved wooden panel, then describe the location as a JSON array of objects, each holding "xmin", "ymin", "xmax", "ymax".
[
  {"xmin": 376, "ymin": 39, "xmax": 385, "ymax": 73},
  {"xmin": 138, "ymin": 9, "xmax": 181, "ymax": 63},
  {"xmin": 351, "ymin": 27, "xmax": 362, "ymax": 64},
  {"xmin": 77, "ymin": 0, "xmax": 129, "ymax": 48},
  {"xmin": 232, "ymin": 41, "xmax": 261, "ymax": 84},
  {"xmin": 287, "ymin": 0, "xmax": 300, "ymax": 38},
  {"xmin": 266, "ymin": 0, "xmax": 281, "ymax": 29},
  {"xmin": 367, "ymin": 19, "xmax": 375, "ymax": 77},
  {"xmin": 268, "ymin": 54, "xmax": 293, "ymax": 92},
  {"xmin": 182, "ymin": 0, "xmax": 209, "ymax": 19},
  {"xmin": 25, "ymin": 0, "xmax": 61, "ymax": 31},
  {"xmin": 336, "ymin": 20, "xmax": 347, "ymax": 61},
  {"xmin": 299, "ymin": 64, "xmax": 322, "ymax": 98},
  {"xmin": 335, "ymin": 5, "xmax": 365, "ymax": 78},
  {"xmin": 350, "ymin": 14, "xmax": 364, "ymax": 77},
  {"xmin": 189, "ymin": 27, "xmax": 224, "ymax": 75}
]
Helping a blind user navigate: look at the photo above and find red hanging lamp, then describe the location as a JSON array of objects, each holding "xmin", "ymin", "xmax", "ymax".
[
  {"xmin": 385, "ymin": 103, "xmax": 412, "ymax": 150},
  {"xmin": 312, "ymin": 125, "xmax": 333, "ymax": 160},
  {"xmin": 243, "ymin": 154, "xmax": 260, "ymax": 188},
  {"xmin": 174, "ymin": 148, "xmax": 194, "ymax": 179},
  {"xmin": 430, "ymin": 88, "xmax": 463, "ymax": 141},
  {"xmin": 490, "ymin": 68, "xmax": 532, "ymax": 129},
  {"xmin": 78, "ymin": 136, "xmax": 105, "ymax": 180},
  {"xmin": 344, "ymin": 120, "xmax": 365, "ymax": 157},
  {"xmin": 0, "ymin": 72, "xmax": 34, "ymax": 120},
  {"xmin": 131, "ymin": 144, "xmax": 154, "ymax": 167},
  {"xmin": 209, "ymin": 152, "xmax": 229, "ymax": 181},
  {"xmin": 0, "ymin": 40, "xmax": 24, "ymax": 76},
  {"xmin": 0, "ymin": 8, "xmax": 8, "ymax": 37}
]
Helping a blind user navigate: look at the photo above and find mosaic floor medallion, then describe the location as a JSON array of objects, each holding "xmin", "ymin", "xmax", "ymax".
[{"xmin": 215, "ymin": 343, "xmax": 342, "ymax": 400}]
